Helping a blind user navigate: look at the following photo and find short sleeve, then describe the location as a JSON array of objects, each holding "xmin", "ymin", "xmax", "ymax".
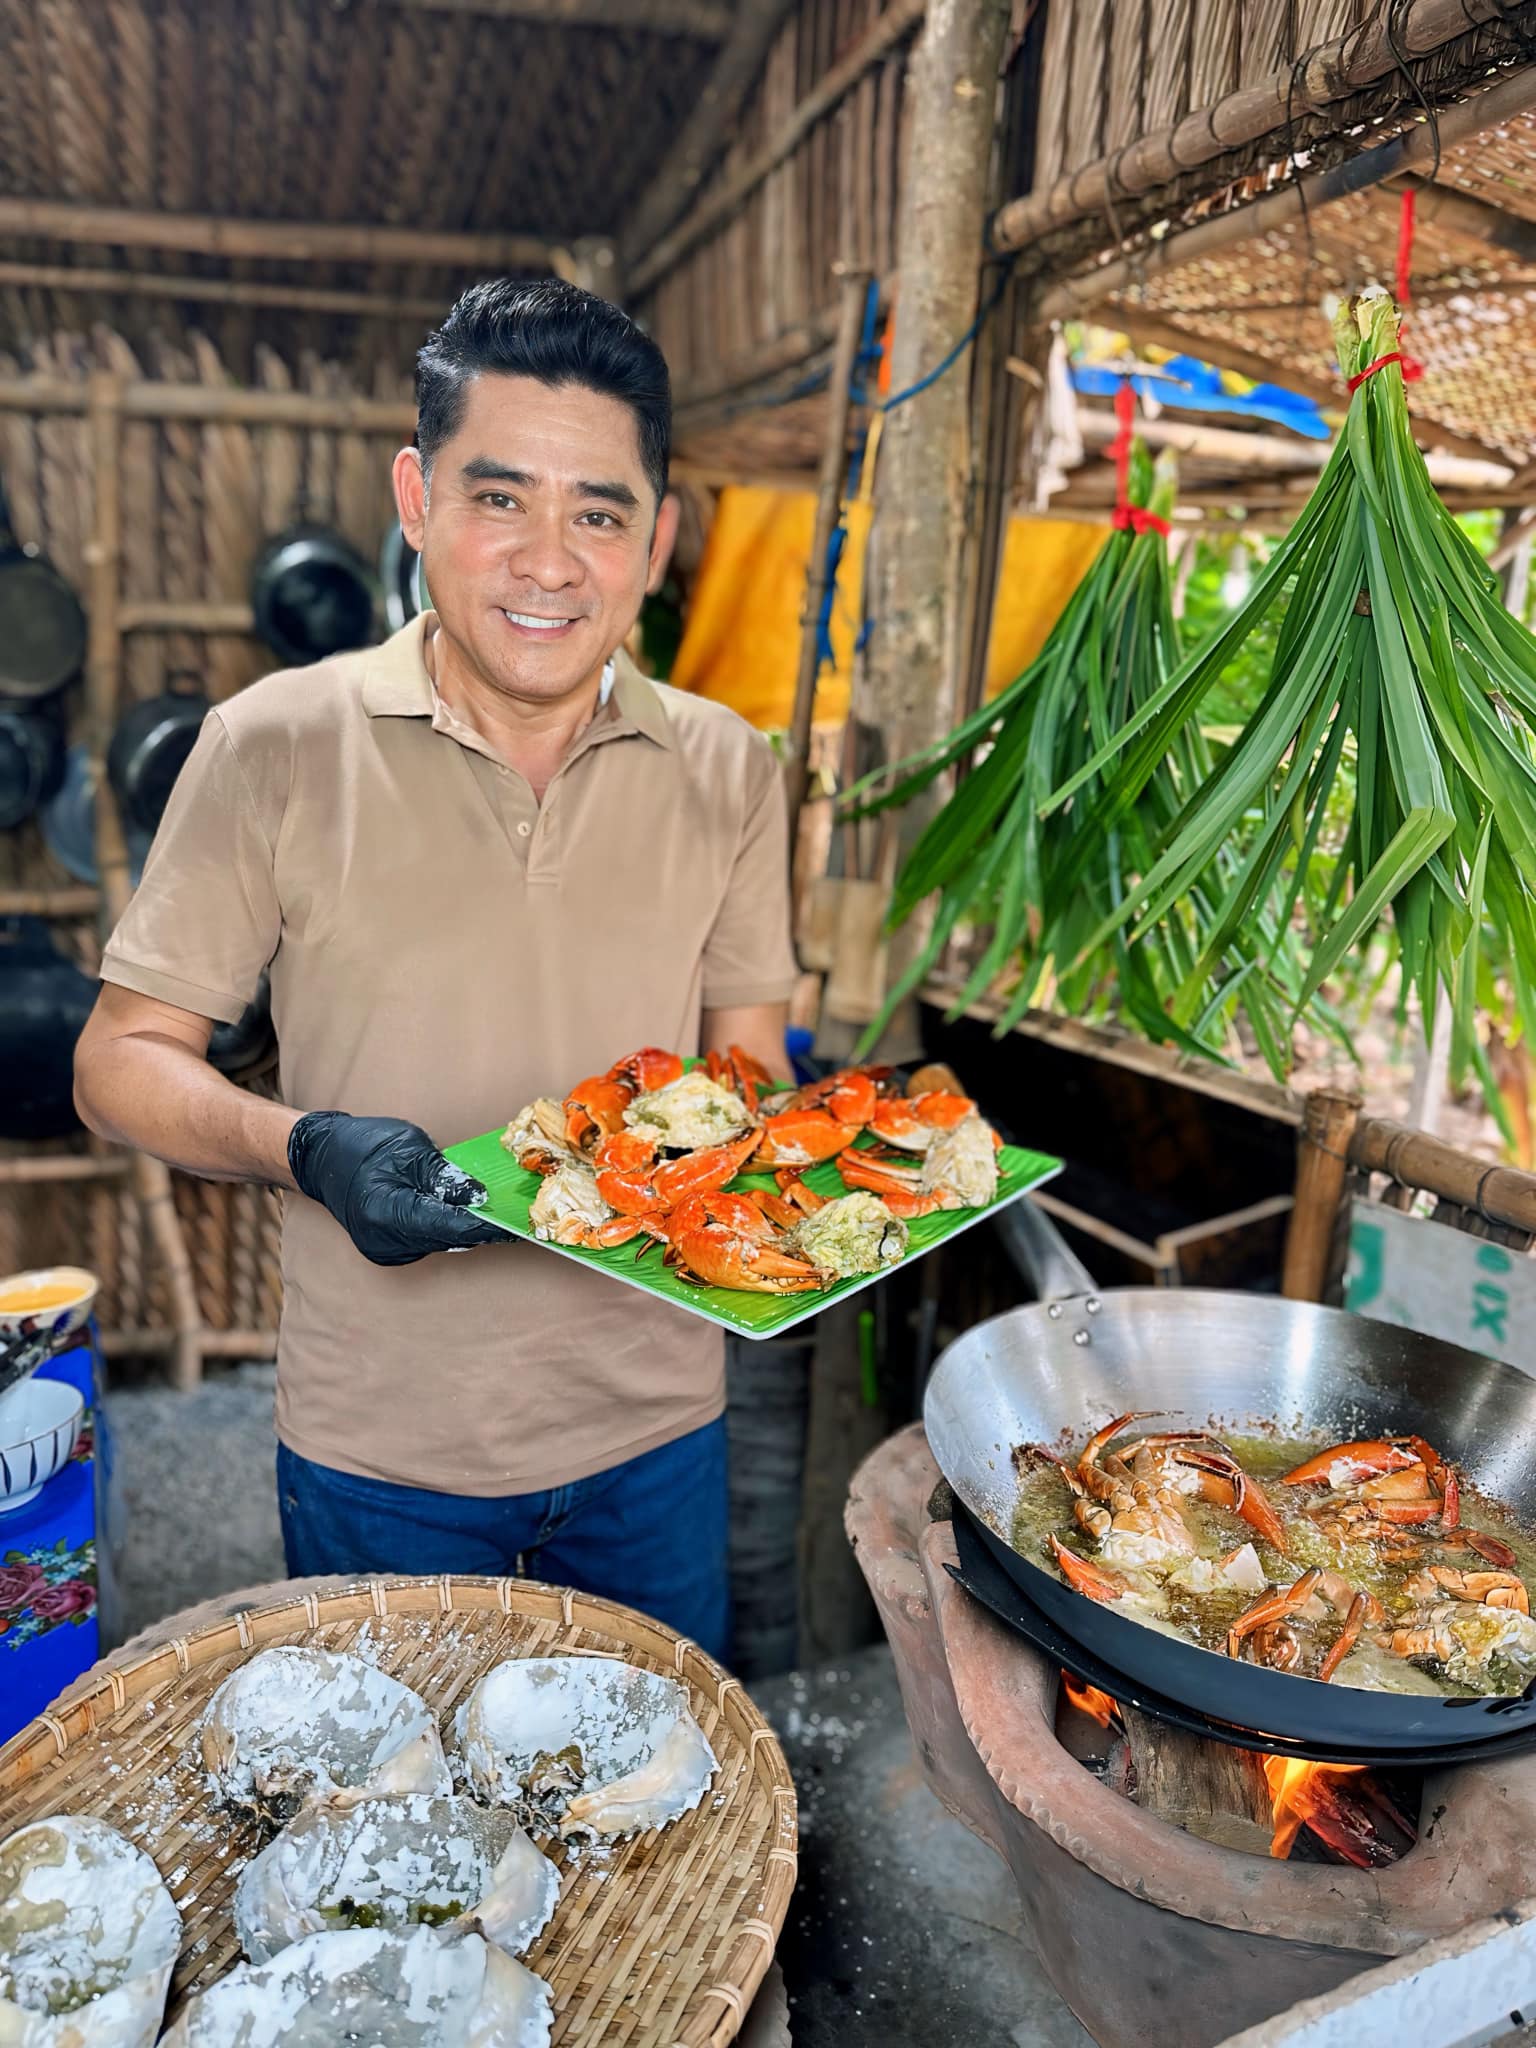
[
  {"xmin": 99, "ymin": 712, "xmax": 279, "ymax": 1025},
  {"xmin": 700, "ymin": 733, "xmax": 798, "ymax": 1008}
]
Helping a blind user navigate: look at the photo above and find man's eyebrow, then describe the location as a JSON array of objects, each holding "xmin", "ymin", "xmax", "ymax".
[
  {"xmin": 459, "ymin": 458, "xmax": 537, "ymax": 486},
  {"xmin": 574, "ymin": 478, "xmax": 640, "ymax": 510}
]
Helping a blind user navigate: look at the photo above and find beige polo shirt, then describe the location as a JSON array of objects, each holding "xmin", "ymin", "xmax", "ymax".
[{"xmin": 101, "ymin": 615, "xmax": 797, "ymax": 1495}]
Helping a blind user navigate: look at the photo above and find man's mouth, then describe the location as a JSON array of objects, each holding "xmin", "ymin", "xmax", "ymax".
[{"xmin": 501, "ymin": 609, "xmax": 580, "ymax": 638}]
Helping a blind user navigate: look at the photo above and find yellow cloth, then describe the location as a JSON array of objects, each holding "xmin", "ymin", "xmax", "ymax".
[
  {"xmin": 669, "ymin": 486, "xmax": 872, "ymax": 730},
  {"xmin": 669, "ymin": 484, "xmax": 1110, "ymax": 728}
]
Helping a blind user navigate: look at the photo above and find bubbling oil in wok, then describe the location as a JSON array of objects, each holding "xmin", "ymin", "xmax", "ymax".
[{"xmin": 1011, "ymin": 1426, "xmax": 1536, "ymax": 1699}]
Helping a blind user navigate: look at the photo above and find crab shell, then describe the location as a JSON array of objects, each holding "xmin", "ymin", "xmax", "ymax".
[
  {"xmin": 159, "ymin": 1926, "xmax": 550, "ymax": 2048},
  {"xmin": 200, "ymin": 1647, "xmax": 450, "ymax": 1826},
  {"xmin": 785, "ymin": 1192, "xmax": 908, "ymax": 1279},
  {"xmin": 501, "ymin": 1100, "xmax": 575, "ymax": 1172},
  {"xmin": 0, "ymin": 1816, "xmax": 181, "ymax": 2048},
  {"xmin": 622, "ymin": 1073, "xmax": 755, "ymax": 1151},
  {"xmin": 233, "ymin": 1793, "xmax": 558, "ymax": 1966},
  {"xmin": 453, "ymin": 1657, "xmax": 717, "ymax": 1840},
  {"xmin": 923, "ymin": 1114, "xmax": 999, "ymax": 1207},
  {"xmin": 529, "ymin": 1163, "xmax": 613, "ymax": 1243}
]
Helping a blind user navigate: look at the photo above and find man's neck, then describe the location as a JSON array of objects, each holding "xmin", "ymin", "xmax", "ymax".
[{"xmin": 424, "ymin": 618, "xmax": 608, "ymax": 799}]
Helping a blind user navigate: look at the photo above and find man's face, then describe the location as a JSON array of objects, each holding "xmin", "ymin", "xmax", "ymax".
[{"xmin": 393, "ymin": 373, "xmax": 676, "ymax": 703}]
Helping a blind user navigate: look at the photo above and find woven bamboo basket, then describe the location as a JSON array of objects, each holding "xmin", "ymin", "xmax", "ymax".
[{"xmin": 0, "ymin": 1575, "xmax": 798, "ymax": 2046}]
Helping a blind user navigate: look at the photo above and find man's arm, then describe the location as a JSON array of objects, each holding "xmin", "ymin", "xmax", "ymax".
[
  {"xmin": 702, "ymin": 1001, "xmax": 793, "ymax": 1087},
  {"xmin": 75, "ymin": 986, "xmax": 503, "ymax": 1266},
  {"xmin": 75, "ymin": 984, "xmax": 300, "ymax": 1185}
]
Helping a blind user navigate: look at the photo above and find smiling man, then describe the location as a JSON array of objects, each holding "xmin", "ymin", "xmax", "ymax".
[{"xmin": 72, "ymin": 280, "xmax": 797, "ymax": 1662}]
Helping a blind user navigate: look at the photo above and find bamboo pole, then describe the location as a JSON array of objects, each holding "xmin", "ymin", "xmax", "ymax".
[
  {"xmin": 0, "ymin": 376, "xmax": 414, "ymax": 433},
  {"xmin": 630, "ymin": 0, "xmax": 928, "ymax": 294},
  {"xmin": 85, "ymin": 372, "xmax": 207, "ymax": 1394},
  {"xmin": 1075, "ymin": 404, "xmax": 1513, "ymax": 491},
  {"xmin": 621, "ymin": 0, "xmax": 799, "ymax": 270},
  {"xmin": 0, "ymin": 1156, "xmax": 130, "ymax": 1185},
  {"xmin": 379, "ymin": 0, "xmax": 730, "ymax": 31},
  {"xmin": 0, "ymin": 197, "xmax": 550, "ymax": 271},
  {"xmin": 1025, "ymin": 66, "xmax": 1536, "ymax": 316},
  {"xmin": 784, "ymin": 270, "xmax": 871, "ymax": 855},
  {"xmin": 119, "ymin": 601, "xmax": 257, "ymax": 633},
  {"xmin": 0, "ymin": 262, "xmax": 449, "ymax": 323},
  {"xmin": 1351, "ymin": 1118, "xmax": 1536, "ymax": 1236},
  {"xmin": 0, "ymin": 887, "xmax": 100, "ymax": 917},
  {"xmin": 992, "ymin": 0, "xmax": 1533, "ymax": 251},
  {"xmin": 1281, "ymin": 1089, "xmax": 1363, "ymax": 1303}
]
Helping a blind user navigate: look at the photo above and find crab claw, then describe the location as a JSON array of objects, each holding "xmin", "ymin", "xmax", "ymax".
[
  {"xmin": 1280, "ymin": 1441, "xmax": 1422, "ymax": 1487},
  {"xmin": 1048, "ymin": 1534, "xmax": 1129, "ymax": 1604}
]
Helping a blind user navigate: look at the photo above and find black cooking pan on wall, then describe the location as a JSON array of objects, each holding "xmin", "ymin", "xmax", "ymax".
[
  {"xmin": 925, "ymin": 1198, "xmax": 1536, "ymax": 1754},
  {"xmin": 252, "ymin": 523, "xmax": 376, "ymax": 669},
  {"xmin": 0, "ymin": 473, "xmax": 87, "ymax": 700}
]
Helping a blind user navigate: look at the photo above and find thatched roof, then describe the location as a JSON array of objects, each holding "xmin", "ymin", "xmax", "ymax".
[{"xmin": 0, "ymin": 0, "xmax": 730, "ymax": 371}]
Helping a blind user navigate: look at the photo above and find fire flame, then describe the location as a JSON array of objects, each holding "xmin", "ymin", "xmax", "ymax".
[
  {"xmin": 1062, "ymin": 1675, "xmax": 1119, "ymax": 1728},
  {"xmin": 1261, "ymin": 1755, "xmax": 1369, "ymax": 1860}
]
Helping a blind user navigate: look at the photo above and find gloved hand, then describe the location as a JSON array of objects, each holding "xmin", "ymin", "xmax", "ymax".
[{"xmin": 287, "ymin": 1112, "xmax": 508, "ymax": 1267}]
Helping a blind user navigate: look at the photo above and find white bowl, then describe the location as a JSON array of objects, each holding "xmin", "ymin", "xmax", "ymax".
[
  {"xmin": 0, "ymin": 1377, "xmax": 85, "ymax": 1512},
  {"xmin": 0, "ymin": 1266, "xmax": 98, "ymax": 1348}
]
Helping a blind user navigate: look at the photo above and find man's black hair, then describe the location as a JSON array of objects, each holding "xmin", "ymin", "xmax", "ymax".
[{"xmin": 415, "ymin": 277, "xmax": 671, "ymax": 505}]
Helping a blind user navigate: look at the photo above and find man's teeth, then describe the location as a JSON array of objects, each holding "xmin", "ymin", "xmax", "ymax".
[{"xmin": 504, "ymin": 610, "xmax": 570, "ymax": 631}]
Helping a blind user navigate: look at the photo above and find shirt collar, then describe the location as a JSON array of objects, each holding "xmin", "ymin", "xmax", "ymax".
[{"xmin": 361, "ymin": 614, "xmax": 672, "ymax": 750}]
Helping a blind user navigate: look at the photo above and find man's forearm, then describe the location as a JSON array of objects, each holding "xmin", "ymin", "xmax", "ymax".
[{"xmin": 76, "ymin": 1028, "xmax": 300, "ymax": 1187}]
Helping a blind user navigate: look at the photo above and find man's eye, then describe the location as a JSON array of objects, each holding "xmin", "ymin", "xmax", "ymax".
[
  {"xmin": 480, "ymin": 492, "xmax": 514, "ymax": 510},
  {"xmin": 580, "ymin": 511, "xmax": 618, "ymax": 528}
]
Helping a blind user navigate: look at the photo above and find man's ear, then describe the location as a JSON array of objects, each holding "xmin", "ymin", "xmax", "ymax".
[
  {"xmin": 393, "ymin": 446, "xmax": 428, "ymax": 552},
  {"xmin": 646, "ymin": 490, "xmax": 681, "ymax": 595}
]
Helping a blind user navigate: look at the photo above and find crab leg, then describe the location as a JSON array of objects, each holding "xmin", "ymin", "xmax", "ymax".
[
  {"xmin": 1317, "ymin": 1591, "xmax": 1371, "ymax": 1682},
  {"xmin": 1227, "ymin": 1570, "xmax": 1322, "ymax": 1658}
]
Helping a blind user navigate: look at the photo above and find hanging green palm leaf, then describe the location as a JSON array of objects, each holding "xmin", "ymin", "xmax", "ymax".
[
  {"xmin": 1040, "ymin": 288, "xmax": 1536, "ymax": 1069},
  {"xmin": 844, "ymin": 434, "xmax": 1333, "ymax": 1065}
]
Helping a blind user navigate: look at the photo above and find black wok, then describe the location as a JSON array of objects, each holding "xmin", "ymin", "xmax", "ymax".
[
  {"xmin": 925, "ymin": 1198, "xmax": 1536, "ymax": 1753},
  {"xmin": 0, "ymin": 472, "xmax": 87, "ymax": 699}
]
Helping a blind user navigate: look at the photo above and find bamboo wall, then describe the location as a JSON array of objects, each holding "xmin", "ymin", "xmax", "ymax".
[
  {"xmin": 0, "ymin": 329, "xmax": 410, "ymax": 716},
  {"xmin": 1032, "ymin": 0, "xmax": 1369, "ymax": 192},
  {"xmin": 640, "ymin": 0, "xmax": 916, "ymax": 401},
  {"xmin": 0, "ymin": 326, "xmax": 410, "ymax": 1358}
]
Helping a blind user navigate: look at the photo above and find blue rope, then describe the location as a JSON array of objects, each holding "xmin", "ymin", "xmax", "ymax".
[{"xmin": 878, "ymin": 256, "xmax": 1017, "ymax": 415}]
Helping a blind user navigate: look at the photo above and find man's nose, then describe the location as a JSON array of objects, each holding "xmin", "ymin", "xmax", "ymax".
[{"xmin": 506, "ymin": 510, "xmax": 583, "ymax": 590}]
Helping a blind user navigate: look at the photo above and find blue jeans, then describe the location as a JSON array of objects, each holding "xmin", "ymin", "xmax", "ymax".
[{"xmin": 276, "ymin": 1417, "xmax": 731, "ymax": 1665}]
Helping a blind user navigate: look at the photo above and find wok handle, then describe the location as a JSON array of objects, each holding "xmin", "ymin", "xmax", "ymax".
[{"xmin": 992, "ymin": 1195, "xmax": 1099, "ymax": 1303}]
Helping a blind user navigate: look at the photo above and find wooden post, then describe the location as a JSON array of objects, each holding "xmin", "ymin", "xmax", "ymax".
[
  {"xmin": 85, "ymin": 373, "xmax": 206, "ymax": 1394},
  {"xmin": 1281, "ymin": 1089, "xmax": 1363, "ymax": 1304},
  {"xmin": 784, "ymin": 269, "xmax": 871, "ymax": 860},
  {"xmin": 850, "ymin": 0, "xmax": 1011, "ymax": 1054}
]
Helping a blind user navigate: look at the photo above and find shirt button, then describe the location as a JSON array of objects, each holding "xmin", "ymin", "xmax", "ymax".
[{"xmin": 516, "ymin": 822, "xmax": 531, "ymax": 838}]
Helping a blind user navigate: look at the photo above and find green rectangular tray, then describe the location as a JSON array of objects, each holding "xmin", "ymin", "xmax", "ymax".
[{"xmin": 442, "ymin": 1121, "xmax": 1062, "ymax": 1341}]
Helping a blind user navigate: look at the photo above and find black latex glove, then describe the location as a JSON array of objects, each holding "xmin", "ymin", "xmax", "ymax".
[{"xmin": 287, "ymin": 1111, "xmax": 507, "ymax": 1267}]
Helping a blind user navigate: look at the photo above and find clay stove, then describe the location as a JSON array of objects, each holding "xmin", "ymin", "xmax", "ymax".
[{"xmin": 848, "ymin": 1424, "xmax": 1536, "ymax": 2048}]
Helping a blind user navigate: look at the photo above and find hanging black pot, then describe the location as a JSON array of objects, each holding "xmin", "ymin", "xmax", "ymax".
[
  {"xmin": 208, "ymin": 973, "xmax": 276, "ymax": 1079},
  {"xmin": 0, "ymin": 701, "xmax": 66, "ymax": 831},
  {"xmin": 251, "ymin": 523, "xmax": 377, "ymax": 668},
  {"xmin": 379, "ymin": 520, "xmax": 430, "ymax": 633},
  {"xmin": 107, "ymin": 680, "xmax": 211, "ymax": 838},
  {"xmin": 38, "ymin": 743, "xmax": 150, "ymax": 889},
  {"xmin": 0, "ymin": 917, "xmax": 98, "ymax": 1139},
  {"xmin": 0, "ymin": 473, "xmax": 88, "ymax": 702}
]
